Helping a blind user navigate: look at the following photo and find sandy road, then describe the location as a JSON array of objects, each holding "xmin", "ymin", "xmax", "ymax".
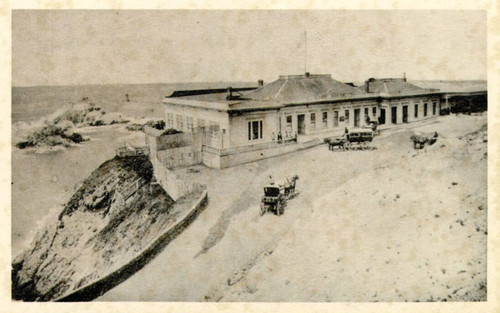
[
  {"xmin": 98, "ymin": 114, "xmax": 486, "ymax": 301},
  {"xmin": 98, "ymin": 139, "xmax": 390, "ymax": 301}
]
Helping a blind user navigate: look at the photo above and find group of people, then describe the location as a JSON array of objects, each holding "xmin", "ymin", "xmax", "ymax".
[{"xmin": 272, "ymin": 131, "xmax": 298, "ymax": 143}]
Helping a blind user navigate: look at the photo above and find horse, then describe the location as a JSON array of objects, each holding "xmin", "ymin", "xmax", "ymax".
[
  {"xmin": 410, "ymin": 132, "xmax": 438, "ymax": 149},
  {"xmin": 278, "ymin": 175, "xmax": 299, "ymax": 196},
  {"xmin": 325, "ymin": 137, "xmax": 347, "ymax": 151}
]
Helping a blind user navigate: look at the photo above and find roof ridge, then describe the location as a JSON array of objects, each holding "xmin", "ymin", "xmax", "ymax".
[{"xmin": 274, "ymin": 78, "xmax": 289, "ymax": 99}]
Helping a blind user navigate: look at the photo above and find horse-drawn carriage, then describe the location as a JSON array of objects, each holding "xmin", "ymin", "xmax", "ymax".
[
  {"xmin": 260, "ymin": 175, "xmax": 299, "ymax": 216},
  {"xmin": 324, "ymin": 128, "xmax": 375, "ymax": 151},
  {"xmin": 345, "ymin": 128, "xmax": 375, "ymax": 150},
  {"xmin": 410, "ymin": 132, "xmax": 438, "ymax": 149}
]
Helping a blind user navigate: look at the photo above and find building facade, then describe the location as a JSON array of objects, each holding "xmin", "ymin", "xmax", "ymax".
[{"xmin": 158, "ymin": 73, "xmax": 484, "ymax": 168}]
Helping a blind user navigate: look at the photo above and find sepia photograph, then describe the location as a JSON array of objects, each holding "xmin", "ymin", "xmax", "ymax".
[{"xmin": 9, "ymin": 9, "xmax": 489, "ymax": 304}]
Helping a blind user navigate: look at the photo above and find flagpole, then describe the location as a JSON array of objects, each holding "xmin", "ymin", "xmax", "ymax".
[{"xmin": 304, "ymin": 30, "xmax": 307, "ymax": 73}]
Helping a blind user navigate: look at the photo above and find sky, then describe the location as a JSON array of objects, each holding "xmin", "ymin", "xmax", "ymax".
[{"xmin": 12, "ymin": 10, "xmax": 487, "ymax": 87}]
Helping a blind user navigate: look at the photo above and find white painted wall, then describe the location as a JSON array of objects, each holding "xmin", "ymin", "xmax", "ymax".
[
  {"xmin": 163, "ymin": 101, "xmax": 230, "ymax": 132},
  {"xmin": 228, "ymin": 111, "xmax": 280, "ymax": 147}
]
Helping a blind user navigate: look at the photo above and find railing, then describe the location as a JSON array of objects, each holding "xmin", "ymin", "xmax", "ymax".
[{"xmin": 116, "ymin": 146, "xmax": 149, "ymax": 157}]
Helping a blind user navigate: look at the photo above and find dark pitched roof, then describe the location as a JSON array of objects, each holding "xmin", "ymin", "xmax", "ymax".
[
  {"xmin": 163, "ymin": 75, "xmax": 448, "ymax": 113},
  {"xmin": 168, "ymin": 87, "xmax": 257, "ymax": 99},
  {"xmin": 243, "ymin": 74, "xmax": 367, "ymax": 102},
  {"xmin": 358, "ymin": 78, "xmax": 437, "ymax": 95}
]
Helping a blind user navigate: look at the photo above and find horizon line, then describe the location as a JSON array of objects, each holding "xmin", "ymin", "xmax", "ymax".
[{"xmin": 12, "ymin": 78, "xmax": 488, "ymax": 89}]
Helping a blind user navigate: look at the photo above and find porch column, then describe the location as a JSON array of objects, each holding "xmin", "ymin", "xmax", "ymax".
[
  {"xmin": 305, "ymin": 112, "xmax": 310, "ymax": 134},
  {"xmin": 350, "ymin": 108, "xmax": 355, "ymax": 128},
  {"xmin": 397, "ymin": 104, "xmax": 402, "ymax": 124},
  {"xmin": 409, "ymin": 103, "xmax": 415, "ymax": 122}
]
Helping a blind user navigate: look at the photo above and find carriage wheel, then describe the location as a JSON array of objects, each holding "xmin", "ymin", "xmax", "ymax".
[
  {"xmin": 344, "ymin": 142, "xmax": 351, "ymax": 150},
  {"xmin": 361, "ymin": 142, "xmax": 370, "ymax": 150}
]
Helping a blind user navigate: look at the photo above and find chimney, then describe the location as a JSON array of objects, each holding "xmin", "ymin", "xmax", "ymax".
[
  {"xmin": 366, "ymin": 78, "xmax": 375, "ymax": 93},
  {"xmin": 305, "ymin": 72, "xmax": 310, "ymax": 78},
  {"xmin": 258, "ymin": 79, "xmax": 264, "ymax": 87},
  {"xmin": 226, "ymin": 87, "xmax": 233, "ymax": 100}
]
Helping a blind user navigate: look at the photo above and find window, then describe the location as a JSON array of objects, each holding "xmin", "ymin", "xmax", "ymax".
[
  {"xmin": 391, "ymin": 107, "xmax": 397, "ymax": 124},
  {"xmin": 432, "ymin": 102, "xmax": 437, "ymax": 115},
  {"xmin": 372, "ymin": 107, "xmax": 377, "ymax": 117},
  {"xmin": 248, "ymin": 120, "xmax": 263, "ymax": 140},
  {"xmin": 167, "ymin": 113, "xmax": 174, "ymax": 128},
  {"xmin": 334, "ymin": 111, "xmax": 339, "ymax": 127},
  {"xmin": 286, "ymin": 115, "xmax": 292, "ymax": 132},
  {"xmin": 345, "ymin": 110, "xmax": 350, "ymax": 124},
  {"xmin": 402, "ymin": 105, "xmax": 408, "ymax": 123},
  {"xmin": 197, "ymin": 118, "xmax": 205, "ymax": 128},
  {"xmin": 364, "ymin": 108, "xmax": 369, "ymax": 117},
  {"xmin": 414, "ymin": 104, "xmax": 418, "ymax": 118},
  {"xmin": 176, "ymin": 114, "xmax": 183, "ymax": 130},
  {"xmin": 424, "ymin": 103, "xmax": 428, "ymax": 116},
  {"xmin": 322, "ymin": 112, "xmax": 328, "ymax": 128},
  {"xmin": 208, "ymin": 120, "xmax": 219, "ymax": 132},
  {"xmin": 310, "ymin": 113, "xmax": 316, "ymax": 129},
  {"xmin": 186, "ymin": 117, "xmax": 194, "ymax": 131}
]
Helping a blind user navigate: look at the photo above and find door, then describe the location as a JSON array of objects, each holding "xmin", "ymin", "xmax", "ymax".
[
  {"xmin": 354, "ymin": 108, "xmax": 360, "ymax": 127},
  {"xmin": 391, "ymin": 107, "xmax": 397, "ymax": 124},
  {"xmin": 402, "ymin": 105, "xmax": 408, "ymax": 123},
  {"xmin": 379, "ymin": 108, "xmax": 386, "ymax": 124},
  {"xmin": 297, "ymin": 114, "xmax": 305, "ymax": 135}
]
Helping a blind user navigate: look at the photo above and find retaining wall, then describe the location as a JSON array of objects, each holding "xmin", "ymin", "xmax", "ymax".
[
  {"xmin": 55, "ymin": 188, "xmax": 208, "ymax": 302},
  {"xmin": 157, "ymin": 145, "xmax": 202, "ymax": 169},
  {"xmin": 201, "ymin": 139, "xmax": 323, "ymax": 169},
  {"xmin": 220, "ymin": 139, "xmax": 321, "ymax": 168},
  {"xmin": 150, "ymin": 154, "xmax": 194, "ymax": 201}
]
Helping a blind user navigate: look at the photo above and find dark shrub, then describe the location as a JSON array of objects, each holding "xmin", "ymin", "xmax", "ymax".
[
  {"xmin": 162, "ymin": 128, "xmax": 182, "ymax": 135},
  {"xmin": 16, "ymin": 141, "xmax": 34, "ymax": 149},
  {"xmin": 150, "ymin": 120, "xmax": 165, "ymax": 130},
  {"xmin": 67, "ymin": 133, "xmax": 84, "ymax": 143}
]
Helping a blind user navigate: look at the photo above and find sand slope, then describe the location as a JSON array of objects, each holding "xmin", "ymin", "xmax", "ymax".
[
  {"xmin": 99, "ymin": 113, "xmax": 486, "ymax": 302},
  {"xmin": 222, "ymin": 114, "xmax": 487, "ymax": 302}
]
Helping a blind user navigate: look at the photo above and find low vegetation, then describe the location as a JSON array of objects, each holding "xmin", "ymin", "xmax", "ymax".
[
  {"xmin": 126, "ymin": 120, "xmax": 166, "ymax": 132},
  {"xmin": 15, "ymin": 97, "xmax": 129, "ymax": 150},
  {"xmin": 16, "ymin": 123, "xmax": 85, "ymax": 149}
]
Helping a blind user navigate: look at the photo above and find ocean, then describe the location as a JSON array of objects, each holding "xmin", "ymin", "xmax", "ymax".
[{"xmin": 11, "ymin": 82, "xmax": 257, "ymax": 256}]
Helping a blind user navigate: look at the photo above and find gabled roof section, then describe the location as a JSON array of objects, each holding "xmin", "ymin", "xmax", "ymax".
[
  {"xmin": 243, "ymin": 74, "xmax": 367, "ymax": 103},
  {"xmin": 359, "ymin": 78, "xmax": 438, "ymax": 95}
]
